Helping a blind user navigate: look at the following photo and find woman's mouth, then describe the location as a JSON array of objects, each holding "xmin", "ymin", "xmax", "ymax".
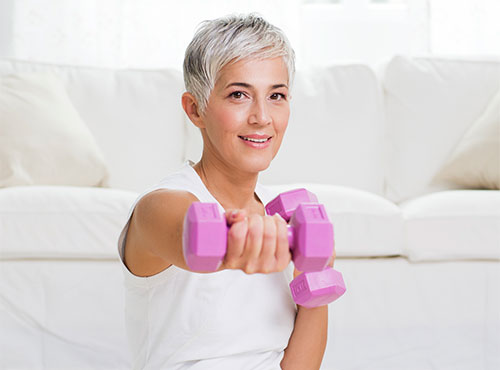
[{"xmin": 238, "ymin": 135, "xmax": 272, "ymax": 149}]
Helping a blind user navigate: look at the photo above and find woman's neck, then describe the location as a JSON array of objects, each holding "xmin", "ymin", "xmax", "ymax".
[{"xmin": 192, "ymin": 157, "xmax": 263, "ymax": 213}]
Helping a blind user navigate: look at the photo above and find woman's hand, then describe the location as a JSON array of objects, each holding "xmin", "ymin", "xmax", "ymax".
[{"xmin": 220, "ymin": 209, "xmax": 292, "ymax": 274}]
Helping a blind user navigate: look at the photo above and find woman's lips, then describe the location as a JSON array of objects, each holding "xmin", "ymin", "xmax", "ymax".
[{"xmin": 238, "ymin": 135, "xmax": 272, "ymax": 149}]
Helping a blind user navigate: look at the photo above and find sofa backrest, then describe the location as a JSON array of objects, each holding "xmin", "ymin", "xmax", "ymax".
[
  {"xmin": 0, "ymin": 59, "xmax": 186, "ymax": 192},
  {"xmin": 2, "ymin": 56, "xmax": 498, "ymax": 200},
  {"xmin": 1, "ymin": 58, "xmax": 386, "ymax": 196},
  {"xmin": 381, "ymin": 56, "xmax": 500, "ymax": 203}
]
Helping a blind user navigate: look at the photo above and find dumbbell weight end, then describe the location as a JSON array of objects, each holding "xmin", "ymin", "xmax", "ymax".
[
  {"xmin": 183, "ymin": 202, "xmax": 227, "ymax": 271},
  {"xmin": 290, "ymin": 268, "xmax": 346, "ymax": 308},
  {"xmin": 281, "ymin": 203, "xmax": 334, "ymax": 272}
]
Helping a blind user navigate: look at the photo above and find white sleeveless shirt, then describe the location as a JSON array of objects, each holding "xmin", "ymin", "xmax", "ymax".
[{"xmin": 118, "ymin": 161, "xmax": 297, "ymax": 370}]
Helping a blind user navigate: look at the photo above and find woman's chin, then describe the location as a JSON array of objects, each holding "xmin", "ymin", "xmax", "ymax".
[{"xmin": 237, "ymin": 157, "xmax": 272, "ymax": 173}]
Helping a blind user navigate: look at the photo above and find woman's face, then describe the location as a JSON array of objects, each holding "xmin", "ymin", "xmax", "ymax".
[{"xmin": 199, "ymin": 57, "xmax": 290, "ymax": 174}]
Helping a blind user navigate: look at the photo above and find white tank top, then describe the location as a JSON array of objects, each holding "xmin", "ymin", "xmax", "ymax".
[{"xmin": 118, "ymin": 160, "xmax": 297, "ymax": 370}]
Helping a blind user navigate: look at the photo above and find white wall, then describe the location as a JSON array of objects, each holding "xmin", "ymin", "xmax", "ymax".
[
  {"xmin": 0, "ymin": 0, "xmax": 499, "ymax": 70},
  {"xmin": 0, "ymin": 0, "xmax": 14, "ymax": 58},
  {"xmin": 299, "ymin": 0, "xmax": 429, "ymax": 68},
  {"xmin": 429, "ymin": 0, "xmax": 500, "ymax": 56},
  {"xmin": 4, "ymin": 0, "xmax": 301, "ymax": 69}
]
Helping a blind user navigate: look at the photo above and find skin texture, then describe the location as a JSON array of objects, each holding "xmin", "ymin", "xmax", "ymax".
[{"xmin": 124, "ymin": 56, "xmax": 330, "ymax": 369}]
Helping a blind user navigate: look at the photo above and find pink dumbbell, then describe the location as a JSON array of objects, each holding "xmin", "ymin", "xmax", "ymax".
[
  {"xmin": 266, "ymin": 188, "xmax": 346, "ymax": 307},
  {"xmin": 182, "ymin": 188, "xmax": 346, "ymax": 307},
  {"xmin": 183, "ymin": 192, "xmax": 333, "ymax": 272}
]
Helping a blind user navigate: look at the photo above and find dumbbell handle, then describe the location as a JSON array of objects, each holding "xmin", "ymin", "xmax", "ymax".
[
  {"xmin": 183, "ymin": 208, "xmax": 295, "ymax": 272},
  {"xmin": 229, "ymin": 224, "xmax": 324, "ymax": 271}
]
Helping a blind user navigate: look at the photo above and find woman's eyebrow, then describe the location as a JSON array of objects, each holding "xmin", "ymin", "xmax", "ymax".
[{"xmin": 225, "ymin": 82, "xmax": 288, "ymax": 89}]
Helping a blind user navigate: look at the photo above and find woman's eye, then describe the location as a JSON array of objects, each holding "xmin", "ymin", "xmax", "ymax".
[
  {"xmin": 229, "ymin": 91, "xmax": 245, "ymax": 99},
  {"xmin": 270, "ymin": 93, "xmax": 286, "ymax": 101}
]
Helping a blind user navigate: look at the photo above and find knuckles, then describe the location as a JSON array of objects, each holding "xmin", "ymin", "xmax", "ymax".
[
  {"xmin": 225, "ymin": 213, "xmax": 292, "ymax": 275},
  {"xmin": 273, "ymin": 213, "xmax": 287, "ymax": 224},
  {"xmin": 247, "ymin": 214, "xmax": 263, "ymax": 237},
  {"xmin": 227, "ymin": 219, "xmax": 247, "ymax": 240},
  {"xmin": 243, "ymin": 263, "xmax": 256, "ymax": 275}
]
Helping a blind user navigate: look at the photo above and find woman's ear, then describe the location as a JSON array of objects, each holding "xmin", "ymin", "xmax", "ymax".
[{"xmin": 182, "ymin": 92, "xmax": 205, "ymax": 129}]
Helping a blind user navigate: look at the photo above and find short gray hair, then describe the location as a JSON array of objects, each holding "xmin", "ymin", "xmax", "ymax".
[{"xmin": 183, "ymin": 13, "xmax": 296, "ymax": 113}]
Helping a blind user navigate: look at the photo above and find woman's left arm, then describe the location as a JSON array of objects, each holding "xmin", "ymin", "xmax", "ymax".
[
  {"xmin": 280, "ymin": 261, "xmax": 334, "ymax": 370},
  {"xmin": 280, "ymin": 258, "xmax": 336, "ymax": 370},
  {"xmin": 280, "ymin": 303, "xmax": 328, "ymax": 370}
]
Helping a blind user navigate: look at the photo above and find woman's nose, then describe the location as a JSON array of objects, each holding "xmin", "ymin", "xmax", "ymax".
[{"xmin": 248, "ymin": 99, "xmax": 272, "ymax": 125}]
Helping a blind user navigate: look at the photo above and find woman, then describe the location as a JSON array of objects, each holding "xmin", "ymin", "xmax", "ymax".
[{"xmin": 118, "ymin": 13, "xmax": 330, "ymax": 369}]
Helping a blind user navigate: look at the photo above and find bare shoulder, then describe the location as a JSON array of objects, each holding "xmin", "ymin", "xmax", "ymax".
[
  {"xmin": 135, "ymin": 189, "xmax": 199, "ymax": 225},
  {"xmin": 124, "ymin": 189, "xmax": 199, "ymax": 277}
]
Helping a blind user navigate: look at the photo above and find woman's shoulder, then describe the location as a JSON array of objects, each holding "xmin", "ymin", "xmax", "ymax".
[
  {"xmin": 124, "ymin": 188, "xmax": 200, "ymax": 277},
  {"xmin": 138, "ymin": 188, "xmax": 199, "ymax": 213}
]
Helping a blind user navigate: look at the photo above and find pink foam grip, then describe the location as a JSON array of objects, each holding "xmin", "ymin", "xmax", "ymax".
[
  {"xmin": 182, "ymin": 202, "xmax": 227, "ymax": 271},
  {"xmin": 290, "ymin": 268, "xmax": 346, "ymax": 308}
]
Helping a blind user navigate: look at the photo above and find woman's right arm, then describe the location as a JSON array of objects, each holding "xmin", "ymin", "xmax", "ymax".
[
  {"xmin": 123, "ymin": 189, "xmax": 292, "ymax": 277},
  {"xmin": 124, "ymin": 189, "xmax": 199, "ymax": 277}
]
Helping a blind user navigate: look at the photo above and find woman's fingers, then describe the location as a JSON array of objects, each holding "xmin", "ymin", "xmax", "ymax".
[
  {"xmin": 241, "ymin": 214, "xmax": 264, "ymax": 273},
  {"xmin": 225, "ymin": 216, "xmax": 248, "ymax": 269},
  {"xmin": 224, "ymin": 212, "xmax": 292, "ymax": 274},
  {"xmin": 225, "ymin": 208, "xmax": 247, "ymax": 225},
  {"xmin": 258, "ymin": 215, "xmax": 278, "ymax": 273}
]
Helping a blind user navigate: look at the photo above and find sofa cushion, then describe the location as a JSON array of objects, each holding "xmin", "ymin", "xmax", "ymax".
[
  {"xmin": 0, "ymin": 59, "xmax": 186, "ymax": 192},
  {"xmin": 0, "ymin": 73, "xmax": 109, "ymax": 187},
  {"xmin": 383, "ymin": 56, "xmax": 500, "ymax": 203},
  {"xmin": 0, "ymin": 186, "xmax": 138, "ymax": 259},
  {"xmin": 400, "ymin": 190, "xmax": 500, "ymax": 261},
  {"xmin": 434, "ymin": 88, "xmax": 500, "ymax": 190},
  {"xmin": 185, "ymin": 64, "xmax": 386, "ymax": 196},
  {"xmin": 266, "ymin": 183, "xmax": 404, "ymax": 257}
]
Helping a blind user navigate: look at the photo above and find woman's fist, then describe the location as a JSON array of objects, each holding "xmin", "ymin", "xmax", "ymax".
[{"xmin": 221, "ymin": 209, "xmax": 292, "ymax": 274}]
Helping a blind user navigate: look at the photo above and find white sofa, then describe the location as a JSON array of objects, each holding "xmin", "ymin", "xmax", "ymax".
[{"xmin": 0, "ymin": 56, "xmax": 499, "ymax": 370}]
